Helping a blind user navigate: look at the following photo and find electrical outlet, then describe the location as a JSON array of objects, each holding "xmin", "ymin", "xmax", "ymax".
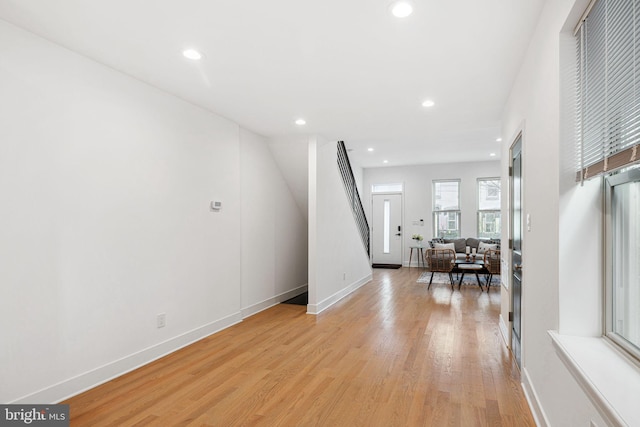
[{"xmin": 157, "ymin": 313, "xmax": 166, "ymax": 328}]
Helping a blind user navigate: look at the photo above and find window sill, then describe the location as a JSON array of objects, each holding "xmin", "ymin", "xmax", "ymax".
[{"xmin": 549, "ymin": 331, "xmax": 640, "ymax": 426}]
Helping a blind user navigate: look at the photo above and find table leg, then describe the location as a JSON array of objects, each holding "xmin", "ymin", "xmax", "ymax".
[{"xmin": 474, "ymin": 272, "xmax": 484, "ymax": 291}]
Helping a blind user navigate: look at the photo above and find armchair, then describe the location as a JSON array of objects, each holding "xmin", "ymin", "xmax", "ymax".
[
  {"xmin": 483, "ymin": 249, "xmax": 501, "ymax": 291},
  {"xmin": 424, "ymin": 248, "xmax": 456, "ymax": 290}
]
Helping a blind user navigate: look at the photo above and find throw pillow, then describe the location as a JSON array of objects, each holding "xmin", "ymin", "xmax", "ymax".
[
  {"xmin": 477, "ymin": 242, "xmax": 497, "ymax": 254},
  {"xmin": 429, "ymin": 238, "xmax": 445, "ymax": 248},
  {"xmin": 444, "ymin": 238, "xmax": 466, "ymax": 253},
  {"xmin": 434, "ymin": 243, "xmax": 456, "ymax": 251},
  {"xmin": 466, "ymin": 238, "xmax": 480, "ymax": 249}
]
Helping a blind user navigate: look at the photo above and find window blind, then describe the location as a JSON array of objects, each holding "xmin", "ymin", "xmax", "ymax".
[{"xmin": 576, "ymin": 0, "xmax": 640, "ymax": 182}]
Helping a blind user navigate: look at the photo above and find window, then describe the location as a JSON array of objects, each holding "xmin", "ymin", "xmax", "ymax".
[
  {"xmin": 372, "ymin": 183, "xmax": 403, "ymax": 193},
  {"xmin": 478, "ymin": 178, "xmax": 501, "ymax": 239},
  {"xmin": 433, "ymin": 180, "xmax": 460, "ymax": 238},
  {"xmin": 605, "ymin": 168, "xmax": 640, "ymax": 361},
  {"xmin": 577, "ymin": 0, "xmax": 640, "ymax": 362},
  {"xmin": 575, "ymin": 0, "xmax": 640, "ymax": 181},
  {"xmin": 383, "ymin": 199, "xmax": 390, "ymax": 254}
]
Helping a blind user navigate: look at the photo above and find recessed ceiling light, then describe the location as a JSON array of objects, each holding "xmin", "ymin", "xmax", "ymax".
[
  {"xmin": 183, "ymin": 49, "xmax": 203, "ymax": 60},
  {"xmin": 295, "ymin": 119, "xmax": 306, "ymax": 126},
  {"xmin": 496, "ymin": 137, "xmax": 503, "ymax": 142},
  {"xmin": 422, "ymin": 100, "xmax": 435, "ymax": 107},
  {"xmin": 390, "ymin": 1, "xmax": 413, "ymax": 18},
  {"xmin": 383, "ymin": 160, "xmax": 389, "ymax": 164},
  {"xmin": 368, "ymin": 148, "xmax": 374, "ymax": 152},
  {"xmin": 490, "ymin": 152, "xmax": 497, "ymax": 157}
]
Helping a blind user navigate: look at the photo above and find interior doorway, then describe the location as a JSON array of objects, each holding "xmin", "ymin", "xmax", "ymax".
[{"xmin": 510, "ymin": 134, "xmax": 523, "ymax": 368}]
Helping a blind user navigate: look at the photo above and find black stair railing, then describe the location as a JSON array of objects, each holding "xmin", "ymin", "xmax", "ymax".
[{"xmin": 337, "ymin": 141, "xmax": 370, "ymax": 256}]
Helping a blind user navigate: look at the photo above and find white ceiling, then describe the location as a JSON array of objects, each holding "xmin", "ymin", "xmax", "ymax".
[{"xmin": 0, "ymin": 0, "xmax": 546, "ymax": 168}]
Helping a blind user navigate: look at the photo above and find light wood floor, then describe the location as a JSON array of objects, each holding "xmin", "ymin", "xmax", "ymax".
[{"xmin": 64, "ymin": 268, "xmax": 535, "ymax": 426}]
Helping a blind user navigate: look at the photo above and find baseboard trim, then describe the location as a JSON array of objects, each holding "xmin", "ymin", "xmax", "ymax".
[
  {"xmin": 241, "ymin": 284, "xmax": 309, "ymax": 319},
  {"xmin": 521, "ymin": 367, "xmax": 550, "ymax": 427},
  {"xmin": 306, "ymin": 274, "xmax": 372, "ymax": 315},
  {"xmin": 403, "ymin": 261, "xmax": 426, "ymax": 268},
  {"xmin": 11, "ymin": 311, "xmax": 243, "ymax": 404},
  {"xmin": 498, "ymin": 314, "xmax": 510, "ymax": 349}
]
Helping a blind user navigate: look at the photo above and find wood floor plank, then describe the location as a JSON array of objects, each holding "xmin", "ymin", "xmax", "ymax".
[{"xmin": 63, "ymin": 268, "xmax": 535, "ymax": 426}]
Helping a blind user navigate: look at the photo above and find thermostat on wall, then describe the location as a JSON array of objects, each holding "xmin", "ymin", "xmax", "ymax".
[{"xmin": 210, "ymin": 201, "xmax": 222, "ymax": 211}]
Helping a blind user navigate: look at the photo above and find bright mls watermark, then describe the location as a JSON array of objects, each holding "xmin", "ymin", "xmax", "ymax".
[{"xmin": 0, "ymin": 405, "xmax": 69, "ymax": 426}]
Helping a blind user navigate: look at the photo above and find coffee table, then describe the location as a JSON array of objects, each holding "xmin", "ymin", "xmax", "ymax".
[{"xmin": 454, "ymin": 258, "xmax": 486, "ymax": 291}]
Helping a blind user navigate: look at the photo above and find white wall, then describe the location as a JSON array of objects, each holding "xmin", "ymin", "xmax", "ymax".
[
  {"xmin": 0, "ymin": 20, "xmax": 306, "ymax": 404},
  {"xmin": 240, "ymin": 129, "xmax": 308, "ymax": 317},
  {"xmin": 267, "ymin": 135, "xmax": 309, "ymax": 220},
  {"xmin": 363, "ymin": 161, "xmax": 500, "ymax": 265},
  {"xmin": 308, "ymin": 137, "xmax": 372, "ymax": 314},
  {"xmin": 500, "ymin": 0, "xmax": 611, "ymax": 425}
]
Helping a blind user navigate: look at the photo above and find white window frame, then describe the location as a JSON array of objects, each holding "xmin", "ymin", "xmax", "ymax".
[
  {"xmin": 575, "ymin": 0, "xmax": 640, "ymax": 364},
  {"xmin": 604, "ymin": 168, "xmax": 640, "ymax": 362},
  {"xmin": 432, "ymin": 179, "xmax": 461, "ymax": 238},
  {"xmin": 477, "ymin": 177, "xmax": 501, "ymax": 239},
  {"xmin": 372, "ymin": 183, "xmax": 403, "ymax": 193}
]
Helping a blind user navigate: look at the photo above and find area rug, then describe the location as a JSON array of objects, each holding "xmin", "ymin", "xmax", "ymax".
[{"xmin": 417, "ymin": 271, "xmax": 501, "ymax": 287}]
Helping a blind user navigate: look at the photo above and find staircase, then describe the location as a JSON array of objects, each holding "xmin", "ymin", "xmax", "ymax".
[{"xmin": 337, "ymin": 141, "xmax": 370, "ymax": 256}]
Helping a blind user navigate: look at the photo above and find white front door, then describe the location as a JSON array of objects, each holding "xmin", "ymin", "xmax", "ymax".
[{"xmin": 372, "ymin": 194, "xmax": 403, "ymax": 266}]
